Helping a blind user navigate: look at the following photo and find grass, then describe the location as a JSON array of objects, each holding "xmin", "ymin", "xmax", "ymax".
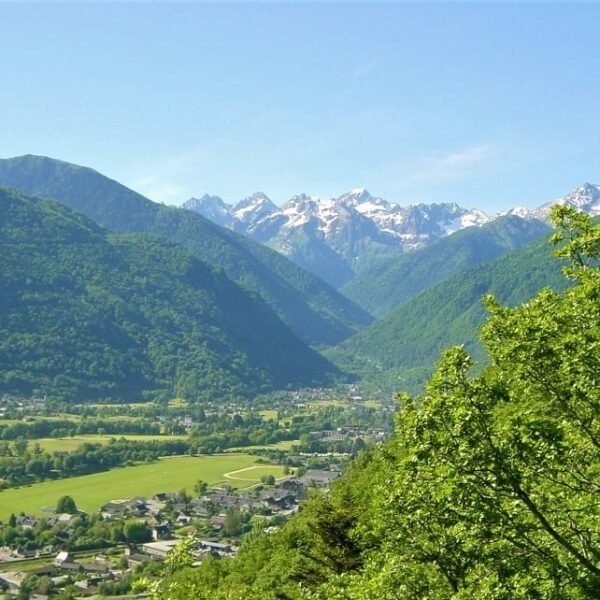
[
  {"xmin": 259, "ymin": 409, "xmax": 279, "ymax": 421},
  {"xmin": 0, "ymin": 454, "xmax": 286, "ymax": 520},
  {"xmin": 33, "ymin": 434, "xmax": 188, "ymax": 453},
  {"xmin": 225, "ymin": 439, "xmax": 298, "ymax": 452},
  {"xmin": 168, "ymin": 398, "xmax": 189, "ymax": 408}
]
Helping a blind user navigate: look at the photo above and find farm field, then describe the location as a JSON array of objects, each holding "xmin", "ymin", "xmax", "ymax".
[
  {"xmin": 0, "ymin": 454, "xmax": 286, "ymax": 520},
  {"xmin": 34, "ymin": 434, "xmax": 189, "ymax": 453},
  {"xmin": 225, "ymin": 439, "xmax": 299, "ymax": 452},
  {"xmin": 258, "ymin": 409, "xmax": 279, "ymax": 420}
]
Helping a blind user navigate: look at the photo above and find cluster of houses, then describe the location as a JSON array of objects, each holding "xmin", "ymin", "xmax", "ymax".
[
  {"xmin": 99, "ymin": 468, "xmax": 341, "ymax": 527},
  {"xmin": 0, "ymin": 468, "xmax": 342, "ymax": 597},
  {"xmin": 309, "ymin": 427, "xmax": 389, "ymax": 444}
]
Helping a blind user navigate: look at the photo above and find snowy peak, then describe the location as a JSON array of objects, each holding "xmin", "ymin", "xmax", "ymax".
[
  {"xmin": 499, "ymin": 205, "xmax": 533, "ymax": 219},
  {"xmin": 181, "ymin": 194, "xmax": 234, "ymax": 228},
  {"xmin": 180, "ymin": 181, "xmax": 598, "ymax": 289},
  {"xmin": 552, "ymin": 182, "xmax": 600, "ymax": 214},
  {"xmin": 521, "ymin": 183, "xmax": 600, "ymax": 221},
  {"xmin": 232, "ymin": 192, "xmax": 277, "ymax": 224},
  {"xmin": 337, "ymin": 188, "xmax": 374, "ymax": 204}
]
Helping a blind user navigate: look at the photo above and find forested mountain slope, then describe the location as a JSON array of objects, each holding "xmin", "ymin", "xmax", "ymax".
[
  {"xmin": 149, "ymin": 207, "xmax": 600, "ymax": 599},
  {"xmin": 0, "ymin": 155, "xmax": 372, "ymax": 346},
  {"xmin": 0, "ymin": 187, "xmax": 337, "ymax": 402},
  {"xmin": 327, "ymin": 230, "xmax": 569, "ymax": 392},
  {"xmin": 341, "ymin": 215, "xmax": 550, "ymax": 316}
]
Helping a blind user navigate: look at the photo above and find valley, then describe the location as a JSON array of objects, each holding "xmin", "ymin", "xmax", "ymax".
[{"xmin": 0, "ymin": 156, "xmax": 598, "ymax": 598}]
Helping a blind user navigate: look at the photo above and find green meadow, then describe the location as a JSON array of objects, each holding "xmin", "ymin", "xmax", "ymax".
[
  {"xmin": 0, "ymin": 454, "xmax": 286, "ymax": 520},
  {"xmin": 33, "ymin": 434, "xmax": 189, "ymax": 453}
]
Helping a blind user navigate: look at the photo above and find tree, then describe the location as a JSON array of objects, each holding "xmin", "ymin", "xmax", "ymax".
[
  {"xmin": 124, "ymin": 521, "xmax": 152, "ymax": 544},
  {"xmin": 56, "ymin": 495, "xmax": 77, "ymax": 515},
  {"xmin": 344, "ymin": 206, "xmax": 600, "ymax": 598},
  {"xmin": 143, "ymin": 208, "xmax": 600, "ymax": 599},
  {"xmin": 178, "ymin": 488, "xmax": 192, "ymax": 512},
  {"xmin": 261, "ymin": 474, "xmax": 276, "ymax": 486},
  {"xmin": 194, "ymin": 479, "xmax": 208, "ymax": 497},
  {"xmin": 224, "ymin": 507, "xmax": 243, "ymax": 537}
]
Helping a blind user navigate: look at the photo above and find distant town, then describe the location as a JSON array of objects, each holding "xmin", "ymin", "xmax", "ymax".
[{"xmin": 0, "ymin": 387, "xmax": 392, "ymax": 598}]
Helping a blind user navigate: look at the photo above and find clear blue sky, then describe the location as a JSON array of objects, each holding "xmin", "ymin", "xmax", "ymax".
[{"xmin": 1, "ymin": 2, "xmax": 599, "ymax": 213}]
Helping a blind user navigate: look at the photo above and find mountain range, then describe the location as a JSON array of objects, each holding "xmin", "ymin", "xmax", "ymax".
[
  {"xmin": 341, "ymin": 215, "xmax": 551, "ymax": 316},
  {"xmin": 182, "ymin": 184, "xmax": 600, "ymax": 288},
  {"xmin": 0, "ymin": 155, "xmax": 371, "ymax": 347},
  {"xmin": 1, "ymin": 153, "xmax": 598, "ymax": 403},
  {"xmin": 0, "ymin": 187, "xmax": 339, "ymax": 402},
  {"xmin": 326, "ymin": 230, "xmax": 572, "ymax": 393}
]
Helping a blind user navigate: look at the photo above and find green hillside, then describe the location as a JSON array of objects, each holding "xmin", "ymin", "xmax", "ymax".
[
  {"xmin": 327, "ymin": 232, "xmax": 569, "ymax": 393},
  {"xmin": 0, "ymin": 187, "xmax": 337, "ymax": 402},
  {"xmin": 0, "ymin": 155, "xmax": 372, "ymax": 346},
  {"xmin": 342, "ymin": 215, "xmax": 550, "ymax": 316},
  {"xmin": 152, "ymin": 208, "xmax": 600, "ymax": 599}
]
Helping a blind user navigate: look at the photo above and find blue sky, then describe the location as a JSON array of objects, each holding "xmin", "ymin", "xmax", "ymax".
[{"xmin": 1, "ymin": 2, "xmax": 599, "ymax": 213}]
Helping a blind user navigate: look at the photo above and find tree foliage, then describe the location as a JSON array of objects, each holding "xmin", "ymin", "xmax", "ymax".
[
  {"xmin": 56, "ymin": 495, "xmax": 77, "ymax": 515},
  {"xmin": 0, "ymin": 187, "xmax": 336, "ymax": 402},
  {"xmin": 329, "ymin": 223, "xmax": 570, "ymax": 393},
  {"xmin": 158, "ymin": 207, "xmax": 600, "ymax": 598},
  {"xmin": 0, "ymin": 155, "xmax": 372, "ymax": 346}
]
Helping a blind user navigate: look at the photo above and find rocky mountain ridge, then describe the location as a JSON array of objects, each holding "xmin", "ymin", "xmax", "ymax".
[{"xmin": 182, "ymin": 184, "xmax": 600, "ymax": 287}]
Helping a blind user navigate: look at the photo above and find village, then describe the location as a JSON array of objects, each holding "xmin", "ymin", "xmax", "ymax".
[{"xmin": 0, "ymin": 462, "xmax": 344, "ymax": 598}]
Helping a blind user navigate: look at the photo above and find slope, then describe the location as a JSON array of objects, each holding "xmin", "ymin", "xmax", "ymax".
[
  {"xmin": 327, "ymin": 232, "xmax": 569, "ymax": 393},
  {"xmin": 0, "ymin": 155, "xmax": 372, "ymax": 345},
  {"xmin": 341, "ymin": 215, "xmax": 551, "ymax": 316},
  {"xmin": 0, "ymin": 187, "xmax": 337, "ymax": 402}
]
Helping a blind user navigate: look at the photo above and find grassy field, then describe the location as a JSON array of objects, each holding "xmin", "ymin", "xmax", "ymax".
[
  {"xmin": 259, "ymin": 409, "xmax": 279, "ymax": 421},
  {"xmin": 34, "ymin": 434, "xmax": 189, "ymax": 453},
  {"xmin": 0, "ymin": 454, "xmax": 285, "ymax": 520},
  {"xmin": 225, "ymin": 439, "xmax": 298, "ymax": 452}
]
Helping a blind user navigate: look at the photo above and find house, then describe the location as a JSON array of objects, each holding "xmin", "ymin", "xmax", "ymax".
[
  {"xmin": 100, "ymin": 498, "xmax": 148, "ymax": 519},
  {"xmin": 81, "ymin": 563, "xmax": 110, "ymax": 576},
  {"xmin": 153, "ymin": 492, "xmax": 177, "ymax": 502},
  {"xmin": 175, "ymin": 515, "xmax": 192, "ymax": 526},
  {"xmin": 198, "ymin": 540, "xmax": 235, "ymax": 556},
  {"xmin": 210, "ymin": 515, "xmax": 226, "ymax": 530},
  {"xmin": 59, "ymin": 561, "xmax": 83, "ymax": 573},
  {"xmin": 260, "ymin": 490, "xmax": 297, "ymax": 511},
  {"xmin": 54, "ymin": 551, "xmax": 74, "ymax": 565},
  {"xmin": 142, "ymin": 539, "xmax": 180, "ymax": 559},
  {"xmin": 301, "ymin": 470, "xmax": 341, "ymax": 487},
  {"xmin": 31, "ymin": 565, "xmax": 57, "ymax": 578},
  {"xmin": 152, "ymin": 524, "xmax": 172, "ymax": 540},
  {"xmin": 126, "ymin": 552, "xmax": 151, "ymax": 567},
  {"xmin": 15, "ymin": 515, "xmax": 40, "ymax": 529}
]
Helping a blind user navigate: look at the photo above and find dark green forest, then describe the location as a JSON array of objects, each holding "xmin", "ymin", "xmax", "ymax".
[
  {"xmin": 148, "ymin": 206, "xmax": 600, "ymax": 599},
  {"xmin": 342, "ymin": 214, "xmax": 550, "ymax": 317},
  {"xmin": 0, "ymin": 155, "xmax": 372, "ymax": 347},
  {"xmin": 0, "ymin": 187, "xmax": 336, "ymax": 402},
  {"xmin": 328, "ymin": 227, "xmax": 571, "ymax": 393}
]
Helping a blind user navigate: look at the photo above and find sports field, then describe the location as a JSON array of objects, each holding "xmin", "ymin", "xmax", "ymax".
[{"xmin": 0, "ymin": 454, "xmax": 285, "ymax": 520}]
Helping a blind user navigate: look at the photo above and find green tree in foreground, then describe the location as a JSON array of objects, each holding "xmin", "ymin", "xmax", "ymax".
[
  {"xmin": 320, "ymin": 206, "xmax": 600, "ymax": 598},
  {"xmin": 56, "ymin": 495, "xmax": 77, "ymax": 515},
  {"xmin": 149, "ymin": 207, "xmax": 600, "ymax": 599}
]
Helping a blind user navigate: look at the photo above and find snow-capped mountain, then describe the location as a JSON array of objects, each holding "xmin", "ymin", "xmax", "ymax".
[
  {"xmin": 231, "ymin": 192, "xmax": 278, "ymax": 235},
  {"xmin": 181, "ymin": 183, "xmax": 598, "ymax": 288},
  {"xmin": 498, "ymin": 183, "xmax": 600, "ymax": 221},
  {"xmin": 534, "ymin": 183, "xmax": 600, "ymax": 220},
  {"xmin": 182, "ymin": 189, "xmax": 493, "ymax": 287},
  {"xmin": 181, "ymin": 194, "xmax": 235, "ymax": 229}
]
